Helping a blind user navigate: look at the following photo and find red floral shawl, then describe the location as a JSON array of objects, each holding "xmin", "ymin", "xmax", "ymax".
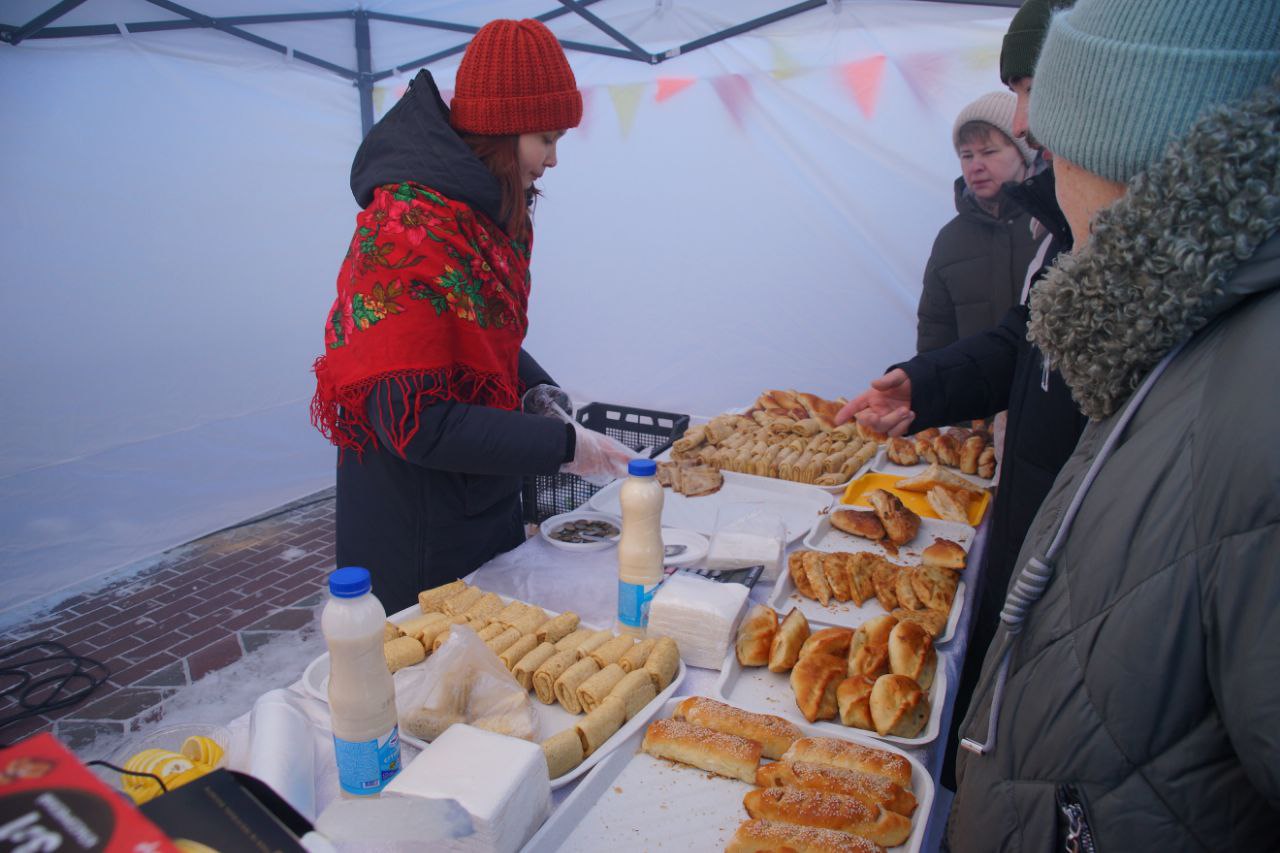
[{"xmin": 311, "ymin": 182, "xmax": 531, "ymax": 455}]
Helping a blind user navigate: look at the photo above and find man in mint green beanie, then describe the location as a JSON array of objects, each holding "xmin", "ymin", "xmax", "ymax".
[{"xmin": 948, "ymin": 0, "xmax": 1280, "ymax": 849}]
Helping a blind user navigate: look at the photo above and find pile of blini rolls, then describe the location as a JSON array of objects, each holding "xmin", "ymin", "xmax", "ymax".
[
  {"xmin": 641, "ymin": 697, "xmax": 918, "ymax": 851},
  {"xmin": 386, "ymin": 580, "xmax": 682, "ymax": 779},
  {"xmin": 734, "ymin": 604, "xmax": 934, "ymax": 740}
]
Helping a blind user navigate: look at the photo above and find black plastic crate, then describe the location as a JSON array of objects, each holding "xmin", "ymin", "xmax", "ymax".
[{"xmin": 522, "ymin": 402, "xmax": 689, "ymax": 524}]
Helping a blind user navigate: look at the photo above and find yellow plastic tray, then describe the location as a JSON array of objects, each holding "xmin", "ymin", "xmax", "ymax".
[{"xmin": 839, "ymin": 472, "xmax": 989, "ymax": 526}]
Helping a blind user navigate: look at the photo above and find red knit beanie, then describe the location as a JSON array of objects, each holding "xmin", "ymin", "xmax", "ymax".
[{"xmin": 450, "ymin": 19, "xmax": 583, "ymax": 135}]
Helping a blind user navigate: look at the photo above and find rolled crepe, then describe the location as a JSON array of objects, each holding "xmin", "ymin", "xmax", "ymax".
[
  {"xmin": 644, "ymin": 637, "xmax": 681, "ymax": 692},
  {"xmin": 441, "ymin": 586, "xmax": 482, "ymax": 616},
  {"xmin": 542, "ymin": 727, "xmax": 584, "ymax": 779},
  {"xmin": 553, "ymin": 659, "xmax": 600, "ymax": 714},
  {"xmin": 397, "ymin": 611, "xmax": 448, "ymax": 640},
  {"xmin": 419, "ymin": 619, "xmax": 453, "ymax": 650},
  {"xmin": 514, "ymin": 642, "xmax": 559, "ymax": 692},
  {"xmin": 576, "ymin": 695, "xmax": 627, "ymax": 757},
  {"xmin": 577, "ymin": 663, "xmax": 626, "ymax": 714},
  {"xmin": 485, "ymin": 627, "xmax": 522, "ymax": 655},
  {"xmin": 554, "ymin": 629, "xmax": 593, "ymax": 653},
  {"xmin": 499, "ymin": 634, "xmax": 539, "ymax": 670},
  {"xmin": 382, "ymin": 622, "xmax": 403, "ymax": 643},
  {"xmin": 383, "ymin": 636, "xmax": 425, "ymax": 673},
  {"xmin": 574, "ymin": 630, "xmax": 613, "ymax": 660},
  {"xmin": 532, "ymin": 650, "xmax": 578, "ymax": 704},
  {"xmin": 589, "ymin": 635, "xmax": 636, "ymax": 669},
  {"xmin": 491, "ymin": 600, "xmax": 530, "ymax": 628},
  {"xmin": 535, "ymin": 612, "xmax": 580, "ymax": 644},
  {"xmin": 609, "ymin": 669, "xmax": 658, "ymax": 720},
  {"xmin": 507, "ymin": 606, "xmax": 549, "ymax": 636},
  {"xmin": 431, "ymin": 626, "xmax": 455, "ymax": 653},
  {"xmin": 418, "ymin": 580, "xmax": 467, "ymax": 613},
  {"xmin": 476, "ymin": 623, "xmax": 505, "ymax": 642},
  {"xmin": 461, "ymin": 592, "xmax": 504, "ymax": 624},
  {"xmin": 618, "ymin": 638, "xmax": 656, "ymax": 673}
]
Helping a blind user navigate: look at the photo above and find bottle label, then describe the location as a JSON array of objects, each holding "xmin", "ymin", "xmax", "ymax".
[
  {"xmin": 334, "ymin": 725, "xmax": 401, "ymax": 796},
  {"xmin": 617, "ymin": 580, "xmax": 659, "ymax": 628}
]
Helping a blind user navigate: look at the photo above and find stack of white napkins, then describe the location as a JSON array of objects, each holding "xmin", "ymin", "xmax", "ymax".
[
  {"xmin": 315, "ymin": 724, "xmax": 550, "ymax": 853},
  {"xmin": 647, "ymin": 572, "xmax": 750, "ymax": 669}
]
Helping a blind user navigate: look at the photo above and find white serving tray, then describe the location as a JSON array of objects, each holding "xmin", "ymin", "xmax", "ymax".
[
  {"xmin": 522, "ymin": 696, "xmax": 935, "ymax": 853},
  {"xmin": 302, "ymin": 601, "xmax": 685, "ymax": 790},
  {"xmin": 588, "ymin": 470, "xmax": 833, "ymax": 544},
  {"xmin": 712, "ymin": 652, "xmax": 949, "ymax": 750},
  {"xmin": 869, "ymin": 447, "xmax": 998, "ymax": 490}
]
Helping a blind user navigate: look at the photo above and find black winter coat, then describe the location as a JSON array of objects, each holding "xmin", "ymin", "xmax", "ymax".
[
  {"xmin": 898, "ymin": 166, "xmax": 1086, "ymax": 789},
  {"xmin": 915, "ymin": 178, "xmax": 1041, "ymax": 353},
  {"xmin": 333, "ymin": 71, "xmax": 573, "ymax": 613}
]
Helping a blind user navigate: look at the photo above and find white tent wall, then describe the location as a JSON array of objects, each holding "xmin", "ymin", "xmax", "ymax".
[{"xmin": 0, "ymin": 0, "xmax": 1014, "ymax": 613}]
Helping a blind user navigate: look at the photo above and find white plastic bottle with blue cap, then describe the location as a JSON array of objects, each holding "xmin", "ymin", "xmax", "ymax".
[
  {"xmin": 616, "ymin": 458, "xmax": 665, "ymax": 635},
  {"xmin": 322, "ymin": 566, "xmax": 401, "ymax": 797}
]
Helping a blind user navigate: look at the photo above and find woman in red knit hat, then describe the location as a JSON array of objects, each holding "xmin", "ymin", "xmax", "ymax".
[{"xmin": 312, "ymin": 19, "xmax": 633, "ymax": 611}]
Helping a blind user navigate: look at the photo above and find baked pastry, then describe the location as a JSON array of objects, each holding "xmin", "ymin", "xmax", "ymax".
[
  {"xmin": 743, "ymin": 787, "xmax": 912, "ymax": 848},
  {"xmin": 978, "ymin": 445, "xmax": 997, "ymax": 479},
  {"xmin": 871, "ymin": 561, "xmax": 900, "ymax": 611},
  {"xmin": 789, "ymin": 551, "xmax": 815, "ymax": 598},
  {"xmin": 895, "ymin": 569, "xmax": 924, "ymax": 611},
  {"xmin": 830, "ymin": 509, "xmax": 886, "ymax": 541},
  {"xmin": 576, "ymin": 695, "xmax": 626, "ymax": 757},
  {"xmin": 618, "ymin": 638, "xmax": 656, "ymax": 673},
  {"xmin": 541, "ymin": 727, "xmax": 584, "ymax": 779},
  {"xmin": 836, "ymin": 675, "xmax": 876, "ymax": 729},
  {"xmin": 383, "ymin": 622, "xmax": 403, "ymax": 643},
  {"xmin": 756, "ymin": 760, "xmax": 917, "ymax": 817},
  {"xmin": 609, "ymin": 669, "xmax": 657, "ymax": 720},
  {"xmin": 641, "ymin": 719, "xmax": 761, "ymax": 784},
  {"xmin": 589, "ymin": 635, "xmax": 636, "ymax": 669},
  {"xmin": 534, "ymin": 611, "xmax": 578, "ymax": 643},
  {"xmin": 848, "ymin": 615, "xmax": 897, "ymax": 679},
  {"xmin": 513, "ymin": 642, "xmax": 558, "ymax": 691},
  {"xmin": 498, "ymin": 634, "xmax": 539, "ymax": 670},
  {"xmin": 926, "ymin": 486, "xmax": 971, "ymax": 524},
  {"xmin": 725, "ymin": 818, "xmax": 883, "ymax": 853},
  {"xmin": 769, "ymin": 608, "xmax": 811, "ymax": 673},
  {"xmin": 553, "ymin": 658, "xmax": 600, "ymax": 714},
  {"xmin": 577, "ymin": 663, "xmax": 626, "ymax": 714},
  {"xmin": 886, "ymin": 436, "xmax": 918, "ymax": 466},
  {"xmin": 790, "ymin": 652, "xmax": 845, "ymax": 723},
  {"xmin": 418, "ymin": 580, "xmax": 468, "ymax": 613},
  {"xmin": 960, "ymin": 434, "xmax": 985, "ymax": 474},
  {"xmin": 870, "ymin": 674, "xmax": 929, "ymax": 738},
  {"xmin": 644, "ymin": 636, "xmax": 681, "ymax": 692},
  {"xmin": 383, "ymin": 636, "xmax": 425, "ymax": 673},
  {"xmin": 891, "ymin": 607, "xmax": 947, "ymax": 638},
  {"xmin": 894, "ymin": 463, "xmax": 986, "ymax": 495},
  {"xmin": 821, "ymin": 553, "xmax": 853, "ymax": 602},
  {"xmin": 922, "ymin": 538, "xmax": 967, "ymax": 570},
  {"xmin": 736, "ymin": 604, "xmax": 779, "ymax": 667},
  {"xmin": 673, "ymin": 697, "xmax": 801, "ymax": 760},
  {"xmin": 677, "ymin": 465, "xmax": 724, "ymax": 497},
  {"xmin": 888, "ymin": 621, "xmax": 936, "ymax": 690},
  {"xmin": 844, "ymin": 553, "xmax": 881, "ymax": 605},
  {"xmin": 866, "ymin": 489, "xmax": 920, "ymax": 546},
  {"xmin": 798, "ymin": 627, "xmax": 855, "ymax": 661},
  {"xmin": 910, "ymin": 565, "xmax": 959, "ymax": 613},
  {"xmin": 802, "ymin": 551, "xmax": 833, "ymax": 606},
  {"xmin": 780, "ymin": 737, "xmax": 913, "ymax": 788},
  {"xmin": 913, "ymin": 432, "xmax": 938, "ymax": 464}
]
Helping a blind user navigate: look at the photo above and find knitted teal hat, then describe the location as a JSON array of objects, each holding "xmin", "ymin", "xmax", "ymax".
[{"xmin": 1029, "ymin": 0, "xmax": 1280, "ymax": 183}]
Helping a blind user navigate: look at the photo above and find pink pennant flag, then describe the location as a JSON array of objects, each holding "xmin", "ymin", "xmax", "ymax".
[
  {"xmin": 896, "ymin": 52, "xmax": 949, "ymax": 108},
  {"xmin": 655, "ymin": 77, "xmax": 696, "ymax": 103},
  {"xmin": 840, "ymin": 54, "xmax": 887, "ymax": 119},
  {"xmin": 711, "ymin": 74, "xmax": 752, "ymax": 129}
]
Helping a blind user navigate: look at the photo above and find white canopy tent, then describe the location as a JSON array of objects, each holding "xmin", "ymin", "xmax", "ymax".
[{"xmin": 1, "ymin": 0, "xmax": 1018, "ymax": 613}]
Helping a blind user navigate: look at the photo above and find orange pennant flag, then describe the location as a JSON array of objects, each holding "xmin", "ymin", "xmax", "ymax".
[
  {"xmin": 655, "ymin": 77, "xmax": 696, "ymax": 103},
  {"xmin": 841, "ymin": 54, "xmax": 887, "ymax": 119}
]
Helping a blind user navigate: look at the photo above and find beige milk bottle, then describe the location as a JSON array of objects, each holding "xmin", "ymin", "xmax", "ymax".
[
  {"xmin": 616, "ymin": 459, "xmax": 665, "ymax": 635},
  {"xmin": 322, "ymin": 567, "xmax": 401, "ymax": 797}
]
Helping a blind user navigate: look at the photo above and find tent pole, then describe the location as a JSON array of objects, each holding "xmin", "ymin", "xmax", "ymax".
[
  {"xmin": 557, "ymin": 0, "xmax": 655, "ymax": 63},
  {"xmin": 3, "ymin": 0, "xmax": 86, "ymax": 45},
  {"xmin": 355, "ymin": 9, "xmax": 374, "ymax": 137}
]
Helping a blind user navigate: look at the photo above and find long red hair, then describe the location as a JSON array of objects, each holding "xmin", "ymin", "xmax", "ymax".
[{"xmin": 459, "ymin": 134, "xmax": 539, "ymax": 243}]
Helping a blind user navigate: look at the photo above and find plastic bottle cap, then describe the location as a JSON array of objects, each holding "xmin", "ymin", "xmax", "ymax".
[
  {"xmin": 329, "ymin": 566, "xmax": 371, "ymax": 598},
  {"xmin": 628, "ymin": 458, "xmax": 657, "ymax": 477}
]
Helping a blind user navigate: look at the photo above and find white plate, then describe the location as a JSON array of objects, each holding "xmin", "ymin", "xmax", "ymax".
[
  {"xmin": 301, "ymin": 601, "xmax": 685, "ymax": 790},
  {"xmin": 713, "ymin": 652, "xmax": 949, "ymax": 750},
  {"xmin": 662, "ymin": 528, "xmax": 709, "ymax": 566},
  {"xmin": 589, "ymin": 471, "xmax": 832, "ymax": 544},
  {"xmin": 523, "ymin": 696, "xmax": 935, "ymax": 853},
  {"xmin": 539, "ymin": 511, "xmax": 622, "ymax": 552},
  {"xmin": 870, "ymin": 446, "xmax": 998, "ymax": 490}
]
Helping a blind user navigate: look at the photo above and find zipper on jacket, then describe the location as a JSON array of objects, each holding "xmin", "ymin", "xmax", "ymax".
[{"xmin": 1056, "ymin": 784, "xmax": 1099, "ymax": 853}]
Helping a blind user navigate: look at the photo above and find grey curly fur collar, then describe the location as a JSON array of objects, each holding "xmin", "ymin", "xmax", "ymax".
[{"xmin": 1028, "ymin": 79, "xmax": 1280, "ymax": 420}]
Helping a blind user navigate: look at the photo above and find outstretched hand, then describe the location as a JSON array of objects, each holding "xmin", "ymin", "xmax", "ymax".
[
  {"xmin": 835, "ymin": 368, "xmax": 916, "ymax": 437},
  {"xmin": 561, "ymin": 422, "xmax": 636, "ymax": 486}
]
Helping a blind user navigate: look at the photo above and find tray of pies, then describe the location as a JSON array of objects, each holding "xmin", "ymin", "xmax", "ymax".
[
  {"xmin": 840, "ymin": 469, "xmax": 990, "ymax": 526},
  {"xmin": 876, "ymin": 424, "xmax": 1000, "ymax": 488},
  {"xmin": 301, "ymin": 582, "xmax": 685, "ymax": 789},
  {"xmin": 589, "ymin": 469, "xmax": 833, "ymax": 544},
  {"xmin": 714, "ymin": 602, "xmax": 948, "ymax": 748},
  {"xmin": 523, "ymin": 695, "xmax": 934, "ymax": 852}
]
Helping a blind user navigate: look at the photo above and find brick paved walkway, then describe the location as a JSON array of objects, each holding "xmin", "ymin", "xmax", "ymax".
[{"xmin": 0, "ymin": 489, "xmax": 337, "ymax": 752}]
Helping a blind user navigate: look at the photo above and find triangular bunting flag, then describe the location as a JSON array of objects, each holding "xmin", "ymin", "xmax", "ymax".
[
  {"xmin": 768, "ymin": 38, "xmax": 803, "ymax": 80},
  {"xmin": 711, "ymin": 74, "xmax": 753, "ymax": 129},
  {"xmin": 608, "ymin": 83, "xmax": 645, "ymax": 137},
  {"xmin": 840, "ymin": 54, "xmax": 887, "ymax": 119},
  {"xmin": 896, "ymin": 52, "xmax": 950, "ymax": 108},
  {"xmin": 373, "ymin": 85, "xmax": 388, "ymax": 118},
  {"xmin": 655, "ymin": 77, "xmax": 695, "ymax": 103},
  {"xmin": 964, "ymin": 44, "xmax": 1000, "ymax": 72}
]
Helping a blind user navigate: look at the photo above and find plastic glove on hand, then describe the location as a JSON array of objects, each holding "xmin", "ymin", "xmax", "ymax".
[{"xmin": 561, "ymin": 422, "xmax": 637, "ymax": 486}]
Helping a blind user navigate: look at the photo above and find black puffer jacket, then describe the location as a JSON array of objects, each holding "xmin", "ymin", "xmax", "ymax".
[
  {"xmin": 899, "ymin": 165, "xmax": 1086, "ymax": 790},
  {"xmin": 915, "ymin": 178, "xmax": 1041, "ymax": 353},
  {"xmin": 334, "ymin": 71, "xmax": 572, "ymax": 613}
]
